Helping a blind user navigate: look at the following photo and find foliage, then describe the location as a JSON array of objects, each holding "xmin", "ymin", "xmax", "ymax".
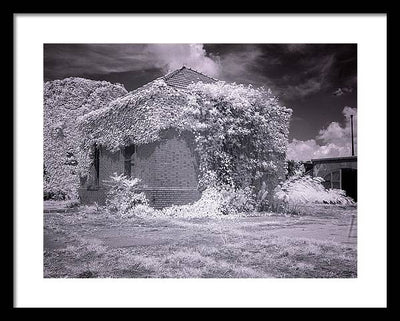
[
  {"xmin": 104, "ymin": 173, "xmax": 149, "ymax": 216},
  {"xmin": 103, "ymin": 170, "xmax": 256, "ymax": 219},
  {"xmin": 79, "ymin": 78, "xmax": 292, "ymax": 198},
  {"xmin": 271, "ymin": 175, "xmax": 355, "ymax": 214},
  {"xmin": 43, "ymin": 77, "xmax": 127, "ymax": 200},
  {"xmin": 78, "ymin": 79, "xmax": 189, "ymax": 152},
  {"xmin": 286, "ymin": 160, "xmax": 306, "ymax": 178},
  {"xmin": 187, "ymin": 82, "xmax": 292, "ymax": 195},
  {"xmin": 44, "ymin": 71, "xmax": 292, "ymax": 211},
  {"xmin": 129, "ymin": 184, "xmax": 256, "ymax": 219}
]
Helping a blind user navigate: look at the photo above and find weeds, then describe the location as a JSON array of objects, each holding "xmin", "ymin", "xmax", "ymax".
[{"xmin": 44, "ymin": 206, "xmax": 357, "ymax": 278}]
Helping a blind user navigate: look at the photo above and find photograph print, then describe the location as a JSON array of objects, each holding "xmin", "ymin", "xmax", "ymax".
[{"xmin": 43, "ymin": 43, "xmax": 357, "ymax": 278}]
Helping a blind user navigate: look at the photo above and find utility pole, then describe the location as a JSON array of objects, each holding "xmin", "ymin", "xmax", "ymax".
[{"xmin": 350, "ymin": 115, "xmax": 354, "ymax": 156}]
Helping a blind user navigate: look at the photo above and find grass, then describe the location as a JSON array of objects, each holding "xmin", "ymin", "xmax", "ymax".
[{"xmin": 43, "ymin": 205, "xmax": 357, "ymax": 278}]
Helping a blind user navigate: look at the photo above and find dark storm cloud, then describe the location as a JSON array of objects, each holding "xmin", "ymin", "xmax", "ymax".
[
  {"xmin": 44, "ymin": 44, "xmax": 149, "ymax": 78},
  {"xmin": 201, "ymin": 44, "xmax": 357, "ymax": 104},
  {"xmin": 45, "ymin": 43, "xmax": 356, "ymax": 102},
  {"xmin": 44, "ymin": 43, "xmax": 220, "ymax": 81},
  {"xmin": 44, "ymin": 43, "xmax": 357, "ymax": 148},
  {"xmin": 332, "ymin": 87, "xmax": 354, "ymax": 96}
]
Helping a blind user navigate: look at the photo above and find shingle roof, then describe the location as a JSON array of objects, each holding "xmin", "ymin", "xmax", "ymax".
[
  {"xmin": 79, "ymin": 66, "xmax": 219, "ymax": 151},
  {"xmin": 163, "ymin": 66, "xmax": 217, "ymax": 88}
]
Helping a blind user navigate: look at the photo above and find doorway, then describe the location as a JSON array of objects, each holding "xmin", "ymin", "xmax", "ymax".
[{"xmin": 341, "ymin": 168, "xmax": 357, "ymax": 202}]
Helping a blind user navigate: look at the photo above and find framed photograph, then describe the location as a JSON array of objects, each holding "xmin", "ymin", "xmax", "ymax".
[{"xmin": 14, "ymin": 14, "xmax": 387, "ymax": 308}]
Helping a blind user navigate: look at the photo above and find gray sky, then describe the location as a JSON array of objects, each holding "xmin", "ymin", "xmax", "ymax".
[{"xmin": 44, "ymin": 43, "xmax": 357, "ymax": 160}]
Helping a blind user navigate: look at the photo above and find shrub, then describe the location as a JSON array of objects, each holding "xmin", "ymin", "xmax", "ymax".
[
  {"xmin": 286, "ymin": 160, "xmax": 306, "ymax": 178},
  {"xmin": 218, "ymin": 185, "xmax": 256, "ymax": 215},
  {"xmin": 127, "ymin": 183, "xmax": 256, "ymax": 219},
  {"xmin": 170, "ymin": 184, "xmax": 256, "ymax": 218},
  {"xmin": 271, "ymin": 175, "xmax": 355, "ymax": 214},
  {"xmin": 103, "ymin": 173, "xmax": 148, "ymax": 217},
  {"xmin": 255, "ymin": 181, "xmax": 270, "ymax": 212},
  {"xmin": 99, "ymin": 170, "xmax": 256, "ymax": 219}
]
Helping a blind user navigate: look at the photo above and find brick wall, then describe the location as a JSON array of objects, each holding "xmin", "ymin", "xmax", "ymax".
[
  {"xmin": 132, "ymin": 133, "xmax": 198, "ymax": 189},
  {"xmin": 141, "ymin": 188, "xmax": 201, "ymax": 209},
  {"xmin": 80, "ymin": 130, "xmax": 200, "ymax": 208}
]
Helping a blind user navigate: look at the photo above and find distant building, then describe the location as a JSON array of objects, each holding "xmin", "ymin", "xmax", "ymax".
[{"xmin": 310, "ymin": 156, "xmax": 357, "ymax": 201}]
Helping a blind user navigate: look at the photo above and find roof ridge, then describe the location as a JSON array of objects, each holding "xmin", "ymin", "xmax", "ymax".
[
  {"xmin": 161, "ymin": 66, "xmax": 218, "ymax": 89},
  {"xmin": 163, "ymin": 66, "xmax": 218, "ymax": 82},
  {"xmin": 181, "ymin": 66, "xmax": 218, "ymax": 81},
  {"xmin": 162, "ymin": 66, "xmax": 186, "ymax": 80},
  {"xmin": 124, "ymin": 66, "xmax": 218, "ymax": 96}
]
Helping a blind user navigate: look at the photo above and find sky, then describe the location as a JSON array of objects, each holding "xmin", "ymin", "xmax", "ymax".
[{"xmin": 44, "ymin": 43, "xmax": 357, "ymax": 161}]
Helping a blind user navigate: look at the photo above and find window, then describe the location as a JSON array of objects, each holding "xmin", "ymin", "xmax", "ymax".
[
  {"xmin": 123, "ymin": 145, "xmax": 136, "ymax": 177},
  {"xmin": 323, "ymin": 170, "xmax": 341, "ymax": 189}
]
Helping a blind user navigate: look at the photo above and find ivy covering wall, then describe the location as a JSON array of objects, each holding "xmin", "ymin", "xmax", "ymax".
[
  {"xmin": 44, "ymin": 77, "xmax": 128, "ymax": 200},
  {"xmin": 78, "ymin": 79, "xmax": 292, "ymax": 199}
]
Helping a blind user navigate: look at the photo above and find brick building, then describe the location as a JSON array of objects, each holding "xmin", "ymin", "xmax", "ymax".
[
  {"xmin": 79, "ymin": 67, "xmax": 216, "ymax": 208},
  {"xmin": 311, "ymin": 156, "xmax": 357, "ymax": 201}
]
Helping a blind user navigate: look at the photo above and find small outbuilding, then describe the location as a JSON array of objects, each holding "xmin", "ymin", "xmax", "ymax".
[
  {"xmin": 78, "ymin": 67, "xmax": 216, "ymax": 208},
  {"xmin": 311, "ymin": 156, "xmax": 357, "ymax": 201},
  {"xmin": 77, "ymin": 66, "xmax": 291, "ymax": 208}
]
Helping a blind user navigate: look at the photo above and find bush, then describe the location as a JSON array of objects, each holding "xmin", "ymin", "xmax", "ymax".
[
  {"xmin": 271, "ymin": 175, "xmax": 355, "ymax": 214},
  {"xmin": 43, "ymin": 190, "xmax": 67, "ymax": 201},
  {"xmin": 99, "ymin": 171, "xmax": 256, "ymax": 219},
  {"xmin": 103, "ymin": 173, "xmax": 148, "ymax": 217},
  {"xmin": 127, "ymin": 184, "xmax": 256, "ymax": 219},
  {"xmin": 218, "ymin": 185, "xmax": 256, "ymax": 215},
  {"xmin": 287, "ymin": 160, "xmax": 306, "ymax": 178}
]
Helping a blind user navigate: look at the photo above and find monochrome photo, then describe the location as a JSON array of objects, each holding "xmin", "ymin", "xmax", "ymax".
[{"xmin": 43, "ymin": 43, "xmax": 357, "ymax": 279}]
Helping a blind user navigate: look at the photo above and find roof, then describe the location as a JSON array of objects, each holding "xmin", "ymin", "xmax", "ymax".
[
  {"xmin": 162, "ymin": 66, "xmax": 217, "ymax": 88},
  {"xmin": 79, "ymin": 68, "xmax": 213, "ymax": 152},
  {"xmin": 78, "ymin": 66, "xmax": 290, "ymax": 153},
  {"xmin": 311, "ymin": 156, "xmax": 357, "ymax": 164}
]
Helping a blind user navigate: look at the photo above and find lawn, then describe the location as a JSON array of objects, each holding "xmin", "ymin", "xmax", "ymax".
[{"xmin": 43, "ymin": 203, "xmax": 357, "ymax": 278}]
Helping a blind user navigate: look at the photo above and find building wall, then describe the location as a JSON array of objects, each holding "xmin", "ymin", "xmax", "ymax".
[
  {"xmin": 141, "ymin": 188, "xmax": 201, "ymax": 209},
  {"xmin": 311, "ymin": 157, "xmax": 357, "ymax": 201},
  {"xmin": 79, "ymin": 130, "xmax": 200, "ymax": 208},
  {"xmin": 313, "ymin": 160, "xmax": 357, "ymax": 179},
  {"xmin": 131, "ymin": 134, "xmax": 198, "ymax": 189}
]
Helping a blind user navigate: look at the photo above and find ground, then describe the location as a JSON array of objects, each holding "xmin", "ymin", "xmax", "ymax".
[{"xmin": 43, "ymin": 203, "xmax": 357, "ymax": 278}]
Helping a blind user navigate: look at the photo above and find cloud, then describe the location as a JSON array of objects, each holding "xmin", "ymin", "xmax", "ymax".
[
  {"xmin": 216, "ymin": 46, "xmax": 276, "ymax": 87},
  {"xmin": 45, "ymin": 44, "xmax": 357, "ymax": 103},
  {"xmin": 44, "ymin": 44, "xmax": 221, "ymax": 79},
  {"xmin": 213, "ymin": 45, "xmax": 342, "ymax": 100},
  {"xmin": 145, "ymin": 44, "xmax": 221, "ymax": 77},
  {"xmin": 286, "ymin": 139, "xmax": 353, "ymax": 161},
  {"xmin": 332, "ymin": 87, "xmax": 353, "ymax": 96},
  {"xmin": 287, "ymin": 106, "xmax": 357, "ymax": 161},
  {"xmin": 286, "ymin": 44, "xmax": 308, "ymax": 53},
  {"xmin": 278, "ymin": 53, "xmax": 337, "ymax": 100},
  {"xmin": 284, "ymin": 78, "xmax": 322, "ymax": 99},
  {"xmin": 318, "ymin": 106, "xmax": 357, "ymax": 145}
]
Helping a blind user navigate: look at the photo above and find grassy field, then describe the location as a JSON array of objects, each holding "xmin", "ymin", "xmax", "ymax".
[{"xmin": 44, "ymin": 204, "xmax": 357, "ymax": 278}]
